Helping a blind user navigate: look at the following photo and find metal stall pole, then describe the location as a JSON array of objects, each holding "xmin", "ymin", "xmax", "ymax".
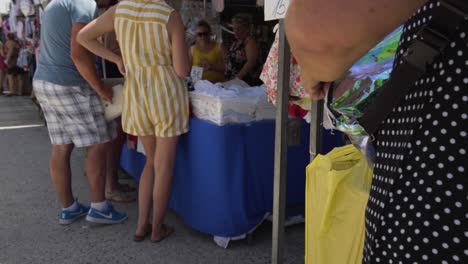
[
  {"xmin": 101, "ymin": 32, "xmax": 108, "ymax": 79},
  {"xmin": 203, "ymin": 0, "xmax": 207, "ymax": 18},
  {"xmin": 271, "ymin": 20, "xmax": 291, "ymax": 264},
  {"xmin": 101, "ymin": 57, "xmax": 108, "ymax": 80},
  {"xmin": 310, "ymin": 100, "xmax": 324, "ymax": 161}
]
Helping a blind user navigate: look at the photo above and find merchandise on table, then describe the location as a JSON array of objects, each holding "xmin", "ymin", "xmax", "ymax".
[{"xmin": 189, "ymin": 80, "xmax": 276, "ymax": 125}]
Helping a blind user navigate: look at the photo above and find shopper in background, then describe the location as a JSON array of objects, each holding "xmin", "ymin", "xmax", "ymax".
[
  {"xmin": 33, "ymin": 0, "xmax": 127, "ymax": 225},
  {"xmin": 225, "ymin": 13, "xmax": 262, "ymax": 86},
  {"xmin": 190, "ymin": 20, "xmax": 225, "ymax": 83},
  {"xmin": 286, "ymin": 0, "xmax": 467, "ymax": 263},
  {"xmin": 99, "ymin": 0, "xmax": 123, "ymax": 80},
  {"xmin": 97, "ymin": 0, "xmax": 136, "ymax": 204},
  {"xmin": 0, "ymin": 39, "xmax": 6, "ymax": 95},
  {"xmin": 78, "ymin": 0, "xmax": 190, "ymax": 242},
  {"xmin": 5, "ymin": 32, "xmax": 23, "ymax": 96}
]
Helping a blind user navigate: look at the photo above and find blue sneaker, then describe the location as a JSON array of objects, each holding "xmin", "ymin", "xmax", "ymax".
[
  {"xmin": 86, "ymin": 203, "xmax": 127, "ymax": 224},
  {"xmin": 59, "ymin": 201, "xmax": 90, "ymax": 225}
]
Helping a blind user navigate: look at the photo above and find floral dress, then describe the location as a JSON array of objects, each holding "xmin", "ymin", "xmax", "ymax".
[{"xmin": 225, "ymin": 37, "xmax": 263, "ymax": 86}]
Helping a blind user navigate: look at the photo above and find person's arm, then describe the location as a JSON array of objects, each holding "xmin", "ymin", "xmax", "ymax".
[
  {"xmin": 77, "ymin": 6, "xmax": 123, "ymax": 74},
  {"xmin": 105, "ymin": 31, "xmax": 121, "ymax": 55},
  {"xmin": 5, "ymin": 42, "xmax": 13, "ymax": 61},
  {"xmin": 235, "ymin": 38, "xmax": 258, "ymax": 80},
  {"xmin": 285, "ymin": 0, "xmax": 427, "ymax": 99},
  {"xmin": 189, "ymin": 45, "xmax": 194, "ymax": 65},
  {"xmin": 71, "ymin": 23, "xmax": 112, "ymax": 102},
  {"xmin": 70, "ymin": 23, "xmax": 113, "ymax": 101},
  {"xmin": 0, "ymin": 42, "xmax": 5, "ymax": 58},
  {"xmin": 167, "ymin": 11, "xmax": 190, "ymax": 78},
  {"xmin": 70, "ymin": 1, "xmax": 115, "ymax": 102}
]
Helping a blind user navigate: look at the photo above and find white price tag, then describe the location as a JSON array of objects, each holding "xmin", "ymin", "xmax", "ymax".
[
  {"xmin": 264, "ymin": 0, "xmax": 290, "ymax": 21},
  {"xmin": 190, "ymin": 66, "xmax": 204, "ymax": 84}
]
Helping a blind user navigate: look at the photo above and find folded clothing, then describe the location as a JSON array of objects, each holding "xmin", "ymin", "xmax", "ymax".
[{"xmin": 190, "ymin": 80, "xmax": 276, "ymax": 125}]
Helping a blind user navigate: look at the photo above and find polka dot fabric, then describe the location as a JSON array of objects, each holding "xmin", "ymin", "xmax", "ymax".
[{"xmin": 363, "ymin": 1, "xmax": 468, "ymax": 263}]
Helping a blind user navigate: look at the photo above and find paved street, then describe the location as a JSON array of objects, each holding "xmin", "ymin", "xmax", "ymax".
[{"xmin": 0, "ymin": 96, "xmax": 304, "ymax": 264}]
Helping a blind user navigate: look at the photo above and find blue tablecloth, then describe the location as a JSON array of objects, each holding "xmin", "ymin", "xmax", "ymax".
[{"xmin": 120, "ymin": 118, "xmax": 343, "ymax": 237}]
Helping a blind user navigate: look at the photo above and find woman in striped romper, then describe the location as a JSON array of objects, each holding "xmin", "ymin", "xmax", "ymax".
[{"xmin": 78, "ymin": 0, "xmax": 190, "ymax": 242}]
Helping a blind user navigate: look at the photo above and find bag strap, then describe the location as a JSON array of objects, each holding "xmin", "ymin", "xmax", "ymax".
[{"xmin": 359, "ymin": 0, "xmax": 468, "ymax": 135}]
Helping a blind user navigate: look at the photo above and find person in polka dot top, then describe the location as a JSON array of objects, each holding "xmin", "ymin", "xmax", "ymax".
[{"xmin": 286, "ymin": 0, "xmax": 467, "ymax": 263}]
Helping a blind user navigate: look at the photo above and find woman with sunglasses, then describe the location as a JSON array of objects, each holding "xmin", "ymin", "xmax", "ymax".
[{"xmin": 190, "ymin": 20, "xmax": 225, "ymax": 83}]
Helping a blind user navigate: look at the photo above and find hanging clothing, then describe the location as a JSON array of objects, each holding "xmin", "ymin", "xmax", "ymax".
[
  {"xmin": 8, "ymin": 3, "xmax": 19, "ymax": 33},
  {"xmin": 25, "ymin": 17, "xmax": 33, "ymax": 38},
  {"xmin": 2, "ymin": 20, "xmax": 10, "ymax": 36},
  {"xmin": 16, "ymin": 20, "xmax": 24, "ymax": 40},
  {"xmin": 20, "ymin": 0, "xmax": 35, "ymax": 17},
  {"xmin": 225, "ymin": 37, "xmax": 263, "ymax": 86},
  {"xmin": 363, "ymin": 0, "xmax": 468, "ymax": 263},
  {"xmin": 115, "ymin": 0, "xmax": 189, "ymax": 137},
  {"xmin": 191, "ymin": 43, "xmax": 225, "ymax": 83}
]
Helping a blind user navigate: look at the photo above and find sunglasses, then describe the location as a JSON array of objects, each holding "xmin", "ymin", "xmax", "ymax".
[{"xmin": 197, "ymin": 32, "xmax": 210, "ymax": 37}]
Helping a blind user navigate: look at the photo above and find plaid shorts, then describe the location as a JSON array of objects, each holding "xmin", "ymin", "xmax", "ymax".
[{"xmin": 33, "ymin": 80, "xmax": 116, "ymax": 147}]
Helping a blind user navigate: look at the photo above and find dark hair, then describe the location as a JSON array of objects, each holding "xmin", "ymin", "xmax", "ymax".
[
  {"xmin": 7, "ymin": 33, "xmax": 16, "ymax": 41},
  {"xmin": 197, "ymin": 20, "xmax": 211, "ymax": 34},
  {"xmin": 232, "ymin": 13, "xmax": 252, "ymax": 29}
]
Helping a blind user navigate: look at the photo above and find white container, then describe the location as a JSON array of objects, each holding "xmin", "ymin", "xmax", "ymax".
[{"xmin": 189, "ymin": 92, "xmax": 257, "ymax": 125}]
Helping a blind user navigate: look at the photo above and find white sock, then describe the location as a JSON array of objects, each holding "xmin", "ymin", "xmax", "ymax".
[
  {"xmin": 63, "ymin": 200, "xmax": 79, "ymax": 212},
  {"xmin": 91, "ymin": 201, "xmax": 108, "ymax": 211}
]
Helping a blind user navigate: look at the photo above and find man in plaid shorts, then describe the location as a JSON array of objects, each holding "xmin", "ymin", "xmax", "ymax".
[{"xmin": 33, "ymin": 0, "xmax": 127, "ymax": 225}]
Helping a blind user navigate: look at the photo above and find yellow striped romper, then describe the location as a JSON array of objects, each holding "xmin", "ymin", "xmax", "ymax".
[{"xmin": 114, "ymin": 0, "xmax": 189, "ymax": 137}]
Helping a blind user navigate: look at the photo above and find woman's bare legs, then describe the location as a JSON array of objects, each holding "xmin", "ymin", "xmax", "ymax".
[
  {"xmin": 151, "ymin": 136, "xmax": 178, "ymax": 241},
  {"xmin": 134, "ymin": 136, "xmax": 156, "ymax": 237},
  {"xmin": 0, "ymin": 70, "xmax": 5, "ymax": 93},
  {"xmin": 6, "ymin": 73, "xmax": 15, "ymax": 95},
  {"xmin": 105, "ymin": 120, "xmax": 135, "ymax": 202},
  {"xmin": 16, "ymin": 74, "xmax": 24, "ymax": 96}
]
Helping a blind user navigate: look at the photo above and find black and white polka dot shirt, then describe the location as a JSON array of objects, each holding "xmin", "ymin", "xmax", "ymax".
[{"xmin": 363, "ymin": 1, "xmax": 468, "ymax": 263}]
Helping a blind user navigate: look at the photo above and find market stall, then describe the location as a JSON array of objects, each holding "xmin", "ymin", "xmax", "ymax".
[{"xmin": 117, "ymin": 0, "xmax": 343, "ymax": 249}]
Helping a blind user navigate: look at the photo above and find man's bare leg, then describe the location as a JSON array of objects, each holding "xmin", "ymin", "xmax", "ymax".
[
  {"xmin": 86, "ymin": 143, "xmax": 107, "ymax": 203},
  {"xmin": 50, "ymin": 144, "xmax": 75, "ymax": 208}
]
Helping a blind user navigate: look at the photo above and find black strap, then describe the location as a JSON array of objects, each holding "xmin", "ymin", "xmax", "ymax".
[{"xmin": 359, "ymin": 0, "xmax": 468, "ymax": 135}]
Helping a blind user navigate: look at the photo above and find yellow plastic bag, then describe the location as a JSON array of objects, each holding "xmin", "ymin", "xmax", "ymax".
[{"xmin": 305, "ymin": 145, "xmax": 373, "ymax": 264}]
